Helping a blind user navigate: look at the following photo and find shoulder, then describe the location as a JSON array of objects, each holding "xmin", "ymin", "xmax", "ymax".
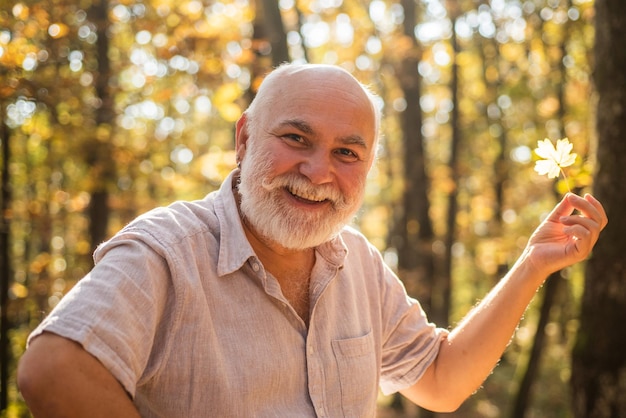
[
  {"xmin": 96, "ymin": 191, "xmax": 221, "ymax": 261},
  {"xmin": 139, "ymin": 194, "xmax": 220, "ymax": 240},
  {"xmin": 141, "ymin": 194, "xmax": 218, "ymax": 241}
]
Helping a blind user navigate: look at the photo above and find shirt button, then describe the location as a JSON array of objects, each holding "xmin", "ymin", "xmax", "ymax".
[{"xmin": 251, "ymin": 262, "xmax": 260, "ymax": 272}]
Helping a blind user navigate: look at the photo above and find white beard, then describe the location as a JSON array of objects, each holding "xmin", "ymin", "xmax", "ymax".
[{"xmin": 237, "ymin": 145, "xmax": 364, "ymax": 250}]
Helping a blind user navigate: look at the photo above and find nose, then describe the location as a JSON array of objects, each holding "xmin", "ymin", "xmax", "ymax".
[{"xmin": 299, "ymin": 152, "xmax": 334, "ymax": 185}]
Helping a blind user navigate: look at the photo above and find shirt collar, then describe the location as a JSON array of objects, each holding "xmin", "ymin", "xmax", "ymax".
[
  {"xmin": 316, "ymin": 231, "xmax": 349, "ymax": 269},
  {"xmin": 214, "ymin": 170, "xmax": 256, "ymax": 276}
]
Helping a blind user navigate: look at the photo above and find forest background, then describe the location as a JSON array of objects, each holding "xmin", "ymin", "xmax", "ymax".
[{"xmin": 1, "ymin": 0, "xmax": 625, "ymax": 417}]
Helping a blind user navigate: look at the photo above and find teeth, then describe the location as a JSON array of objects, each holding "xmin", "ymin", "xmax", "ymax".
[{"xmin": 288, "ymin": 186, "xmax": 326, "ymax": 202}]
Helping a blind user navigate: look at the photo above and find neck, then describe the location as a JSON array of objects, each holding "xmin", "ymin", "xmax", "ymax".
[{"xmin": 243, "ymin": 213, "xmax": 316, "ymax": 276}]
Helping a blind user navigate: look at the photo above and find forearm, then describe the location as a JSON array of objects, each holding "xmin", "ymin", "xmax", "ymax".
[
  {"xmin": 442, "ymin": 250, "xmax": 545, "ymax": 388},
  {"xmin": 403, "ymin": 249, "xmax": 547, "ymax": 411},
  {"xmin": 18, "ymin": 332, "xmax": 141, "ymax": 418}
]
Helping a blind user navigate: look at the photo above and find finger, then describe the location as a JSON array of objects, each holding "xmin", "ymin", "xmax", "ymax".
[
  {"xmin": 563, "ymin": 224, "xmax": 594, "ymax": 256},
  {"xmin": 565, "ymin": 193, "xmax": 605, "ymax": 226},
  {"xmin": 583, "ymin": 194, "xmax": 609, "ymax": 228},
  {"xmin": 563, "ymin": 224, "xmax": 592, "ymax": 241},
  {"xmin": 560, "ymin": 212, "xmax": 604, "ymax": 245},
  {"xmin": 560, "ymin": 215, "xmax": 600, "ymax": 232}
]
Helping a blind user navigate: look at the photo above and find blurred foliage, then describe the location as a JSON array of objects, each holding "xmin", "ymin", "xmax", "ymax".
[{"xmin": 0, "ymin": 0, "xmax": 603, "ymax": 416}]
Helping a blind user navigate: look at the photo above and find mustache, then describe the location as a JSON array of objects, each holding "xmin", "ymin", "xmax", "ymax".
[{"xmin": 261, "ymin": 173, "xmax": 351, "ymax": 211}]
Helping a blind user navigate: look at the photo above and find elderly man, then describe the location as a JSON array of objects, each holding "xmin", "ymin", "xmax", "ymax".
[{"xmin": 18, "ymin": 64, "xmax": 607, "ymax": 417}]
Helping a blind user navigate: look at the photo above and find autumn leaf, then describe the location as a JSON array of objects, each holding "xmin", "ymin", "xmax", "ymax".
[{"xmin": 533, "ymin": 137, "xmax": 577, "ymax": 191}]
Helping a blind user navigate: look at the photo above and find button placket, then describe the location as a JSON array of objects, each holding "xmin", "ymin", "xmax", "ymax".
[{"xmin": 306, "ymin": 333, "xmax": 327, "ymax": 417}]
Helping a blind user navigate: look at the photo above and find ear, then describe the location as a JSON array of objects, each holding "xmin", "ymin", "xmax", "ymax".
[{"xmin": 235, "ymin": 113, "xmax": 249, "ymax": 163}]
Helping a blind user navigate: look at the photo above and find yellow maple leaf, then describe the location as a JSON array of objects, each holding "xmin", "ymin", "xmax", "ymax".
[{"xmin": 533, "ymin": 138, "xmax": 577, "ymax": 189}]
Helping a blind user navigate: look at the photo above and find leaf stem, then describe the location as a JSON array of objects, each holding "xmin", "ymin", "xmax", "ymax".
[{"xmin": 560, "ymin": 167, "xmax": 571, "ymax": 193}]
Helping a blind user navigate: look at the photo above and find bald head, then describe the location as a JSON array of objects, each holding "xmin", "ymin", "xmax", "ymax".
[{"xmin": 245, "ymin": 63, "xmax": 380, "ymax": 143}]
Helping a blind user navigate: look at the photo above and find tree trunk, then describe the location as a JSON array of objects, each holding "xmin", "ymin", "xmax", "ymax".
[
  {"xmin": 247, "ymin": 0, "xmax": 290, "ymax": 104},
  {"xmin": 390, "ymin": 2, "xmax": 436, "ymax": 416},
  {"xmin": 260, "ymin": 0, "xmax": 289, "ymax": 66},
  {"xmin": 570, "ymin": 0, "xmax": 626, "ymax": 417},
  {"xmin": 511, "ymin": 273, "xmax": 562, "ymax": 418},
  {"xmin": 0, "ymin": 105, "xmax": 11, "ymax": 412},
  {"xmin": 396, "ymin": 0, "xmax": 436, "ymax": 318},
  {"xmin": 86, "ymin": 0, "xmax": 115, "ymax": 253},
  {"xmin": 438, "ymin": 3, "xmax": 461, "ymax": 329}
]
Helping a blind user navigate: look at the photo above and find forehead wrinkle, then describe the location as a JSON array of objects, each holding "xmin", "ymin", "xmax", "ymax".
[{"xmin": 277, "ymin": 118, "xmax": 315, "ymax": 135}]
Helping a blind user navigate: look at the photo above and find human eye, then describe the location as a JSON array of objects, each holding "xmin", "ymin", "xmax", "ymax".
[
  {"xmin": 282, "ymin": 133, "xmax": 307, "ymax": 146},
  {"xmin": 335, "ymin": 147, "xmax": 360, "ymax": 162}
]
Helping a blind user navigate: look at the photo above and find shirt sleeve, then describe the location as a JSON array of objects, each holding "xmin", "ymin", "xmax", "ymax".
[
  {"xmin": 27, "ymin": 235, "xmax": 173, "ymax": 397},
  {"xmin": 377, "ymin": 262, "xmax": 449, "ymax": 395}
]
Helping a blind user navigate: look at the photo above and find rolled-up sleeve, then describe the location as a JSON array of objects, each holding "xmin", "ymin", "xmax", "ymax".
[
  {"xmin": 27, "ymin": 237, "xmax": 173, "ymax": 397},
  {"xmin": 378, "ymin": 266, "xmax": 449, "ymax": 395}
]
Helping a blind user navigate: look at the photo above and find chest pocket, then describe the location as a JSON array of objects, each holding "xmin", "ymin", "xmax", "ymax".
[{"xmin": 331, "ymin": 331, "xmax": 378, "ymax": 417}]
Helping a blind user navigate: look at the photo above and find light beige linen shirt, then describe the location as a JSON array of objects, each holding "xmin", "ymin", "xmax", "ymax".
[{"xmin": 29, "ymin": 170, "xmax": 447, "ymax": 417}]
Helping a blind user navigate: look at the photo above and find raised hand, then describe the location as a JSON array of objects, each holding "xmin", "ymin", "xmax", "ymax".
[{"xmin": 525, "ymin": 193, "xmax": 608, "ymax": 277}]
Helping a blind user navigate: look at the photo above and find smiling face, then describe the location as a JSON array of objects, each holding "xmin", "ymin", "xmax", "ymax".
[{"xmin": 236, "ymin": 64, "xmax": 378, "ymax": 250}]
